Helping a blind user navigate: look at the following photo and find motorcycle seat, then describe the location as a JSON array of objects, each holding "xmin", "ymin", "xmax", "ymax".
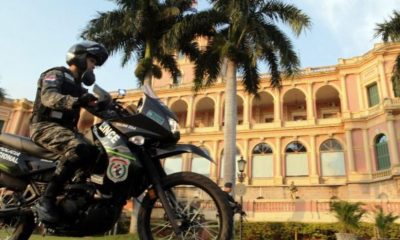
[{"xmin": 0, "ymin": 133, "xmax": 60, "ymax": 160}]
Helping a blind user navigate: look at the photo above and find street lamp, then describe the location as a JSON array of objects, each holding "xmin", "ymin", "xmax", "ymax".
[
  {"xmin": 237, "ymin": 156, "xmax": 247, "ymax": 240},
  {"xmin": 237, "ymin": 156, "xmax": 246, "ymax": 182}
]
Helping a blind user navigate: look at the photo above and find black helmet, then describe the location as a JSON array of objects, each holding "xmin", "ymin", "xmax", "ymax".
[{"xmin": 66, "ymin": 41, "xmax": 108, "ymax": 70}]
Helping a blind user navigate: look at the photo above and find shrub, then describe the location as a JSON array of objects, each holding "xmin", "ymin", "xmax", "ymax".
[
  {"xmin": 234, "ymin": 222, "xmax": 400, "ymax": 240},
  {"xmin": 330, "ymin": 200, "xmax": 366, "ymax": 233},
  {"xmin": 373, "ymin": 206, "xmax": 399, "ymax": 239}
]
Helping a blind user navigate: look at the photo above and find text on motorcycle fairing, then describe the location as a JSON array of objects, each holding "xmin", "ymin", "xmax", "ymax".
[
  {"xmin": 99, "ymin": 123, "xmax": 121, "ymax": 144},
  {"xmin": 0, "ymin": 147, "xmax": 20, "ymax": 164}
]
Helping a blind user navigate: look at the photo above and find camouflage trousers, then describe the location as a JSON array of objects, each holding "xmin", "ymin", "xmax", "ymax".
[{"xmin": 30, "ymin": 121, "xmax": 88, "ymax": 164}]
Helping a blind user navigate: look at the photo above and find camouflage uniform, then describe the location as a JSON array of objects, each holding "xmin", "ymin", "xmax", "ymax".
[
  {"xmin": 30, "ymin": 67, "xmax": 89, "ymax": 165},
  {"xmin": 31, "ymin": 41, "xmax": 107, "ymax": 223}
]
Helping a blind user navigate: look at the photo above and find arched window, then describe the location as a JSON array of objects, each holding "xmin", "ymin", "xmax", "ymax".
[
  {"xmin": 164, "ymin": 155, "xmax": 183, "ymax": 174},
  {"xmin": 191, "ymin": 147, "xmax": 211, "ymax": 177},
  {"xmin": 285, "ymin": 141, "xmax": 308, "ymax": 176},
  {"xmin": 219, "ymin": 148, "xmax": 241, "ymax": 178},
  {"xmin": 375, "ymin": 134, "xmax": 390, "ymax": 170},
  {"xmin": 252, "ymin": 143, "xmax": 273, "ymax": 178},
  {"xmin": 320, "ymin": 139, "xmax": 345, "ymax": 176}
]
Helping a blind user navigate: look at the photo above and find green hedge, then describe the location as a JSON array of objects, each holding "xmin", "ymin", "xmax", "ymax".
[{"xmin": 234, "ymin": 222, "xmax": 400, "ymax": 240}]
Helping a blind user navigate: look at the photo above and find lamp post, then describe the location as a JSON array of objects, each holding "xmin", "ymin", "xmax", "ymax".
[{"xmin": 237, "ymin": 156, "xmax": 246, "ymax": 240}]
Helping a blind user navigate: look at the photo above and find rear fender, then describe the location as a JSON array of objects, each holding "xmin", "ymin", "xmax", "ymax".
[{"xmin": 152, "ymin": 144, "xmax": 214, "ymax": 163}]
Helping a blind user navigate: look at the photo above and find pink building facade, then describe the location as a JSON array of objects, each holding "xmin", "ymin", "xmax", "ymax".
[
  {"xmin": 2, "ymin": 42, "xmax": 400, "ymax": 222},
  {"xmin": 144, "ymin": 43, "xmax": 400, "ymax": 202}
]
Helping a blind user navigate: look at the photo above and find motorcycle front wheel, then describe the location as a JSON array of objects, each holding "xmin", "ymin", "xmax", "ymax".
[{"xmin": 137, "ymin": 172, "xmax": 233, "ymax": 240}]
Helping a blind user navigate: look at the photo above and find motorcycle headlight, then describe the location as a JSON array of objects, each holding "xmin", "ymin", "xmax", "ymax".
[
  {"xmin": 168, "ymin": 118, "xmax": 180, "ymax": 134},
  {"xmin": 129, "ymin": 136, "xmax": 145, "ymax": 146}
]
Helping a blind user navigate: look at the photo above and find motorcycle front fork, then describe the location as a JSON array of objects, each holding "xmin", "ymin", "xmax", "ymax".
[{"xmin": 138, "ymin": 147, "xmax": 184, "ymax": 240}]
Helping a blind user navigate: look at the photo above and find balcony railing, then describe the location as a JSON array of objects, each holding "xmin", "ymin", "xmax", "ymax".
[{"xmin": 372, "ymin": 169, "xmax": 392, "ymax": 179}]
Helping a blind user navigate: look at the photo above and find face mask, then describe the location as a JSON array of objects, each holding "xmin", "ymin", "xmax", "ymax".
[{"xmin": 81, "ymin": 69, "xmax": 96, "ymax": 86}]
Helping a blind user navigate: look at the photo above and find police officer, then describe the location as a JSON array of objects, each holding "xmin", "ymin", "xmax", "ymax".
[
  {"xmin": 223, "ymin": 183, "xmax": 246, "ymax": 216},
  {"xmin": 30, "ymin": 41, "xmax": 108, "ymax": 223}
]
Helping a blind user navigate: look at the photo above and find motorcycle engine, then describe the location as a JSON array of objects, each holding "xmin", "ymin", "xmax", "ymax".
[
  {"xmin": 59, "ymin": 184, "xmax": 94, "ymax": 220},
  {"xmin": 55, "ymin": 184, "xmax": 124, "ymax": 236}
]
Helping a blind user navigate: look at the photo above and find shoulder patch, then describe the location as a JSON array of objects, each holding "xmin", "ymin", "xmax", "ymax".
[{"xmin": 44, "ymin": 74, "xmax": 57, "ymax": 82}]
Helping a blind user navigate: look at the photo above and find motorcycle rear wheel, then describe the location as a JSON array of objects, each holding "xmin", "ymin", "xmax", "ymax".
[
  {"xmin": 0, "ymin": 188, "xmax": 35, "ymax": 240},
  {"xmin": 137, "ymin": 172, "xmax": 233, "ymax": 240}
]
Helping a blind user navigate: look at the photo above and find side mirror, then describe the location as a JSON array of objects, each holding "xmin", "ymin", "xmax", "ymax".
[{"xmin": 117, "ymin": 89, "xmax": 127, "ymax": 99}]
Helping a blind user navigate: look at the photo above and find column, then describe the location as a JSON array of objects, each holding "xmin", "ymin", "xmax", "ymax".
[
  {"xmin": 186, "ymin": 96, "xmax": 195, "ymax": 128},
  {"xmin": 362, "ymin": 128, "xmax": 372, "ymax": 174},
  {"xmin": 309, "ymin": 135, "xmax": 317, "ymax": 176},
  {"xmin": 378, "ymin": 60, "xmax": 390, "ymax": 99},
  {"xmin": 387, "ymin": 116, "xmax": 400, "ymax": 166},
  {"xmin": 210, "ymin": 141, "xmax": 220, "ymax": 181},
  {"xmin": 306, "ymin": 83, "xmax": 315, "ymax": 121},
  {"xmin": 214, "ymin": 93, "xmax": 222, "ymax": 129},
  {"xmin": 243, "ymin": 94, "xmax": 250, "ymax": 127},
  {"xmin": 340, "ymin": 75, "xmax": 350, "ymax": 114},
  {"xmin": 274, "ymin": 88, "xmax": 282, "ymax": 124},
  {"xmin": 356, "ymin": 74, "xmax": 365, "ymax": 109},
  {"xmin": 10, "ymin": 107, "xmax": 24, "ymax": 134},
  {"xmin": 274, "ymin": 137, "xmax": 283, "ymax": 184},
  {"xmin": 309, "ymin": 135, "xmax": 319, "ymax": 183},
  {"xmin": 4, "ymin": 110, "xmax": 15, "ymax": 133},
  {"xmin": 182, "ymin": 152, "xmax": 192, "ymax": 172},
  {"xmin": 345, "ymin": 130, "xmax": 356, "ymax": 173},
  {"xmin": 19, "ymin": 109, "xmax": 30, "ymax": 136}
]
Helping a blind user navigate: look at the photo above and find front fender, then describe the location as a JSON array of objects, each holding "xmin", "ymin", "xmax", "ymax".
[{"xmin": 152, "ymin": 144, "xmax": 214, "ymax": 163}]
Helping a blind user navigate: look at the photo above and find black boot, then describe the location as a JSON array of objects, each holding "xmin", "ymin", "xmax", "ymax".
[
  {"xmin": 36, "ymin": 197, "xmax": 60, "ymax": 223},
  {"xmin": 35, "ymin": 181, "xmax": 61, "ymax": 223},
  {"xmin": 36, "ymin": 161, "xmax": 78, "ymax": 223}
]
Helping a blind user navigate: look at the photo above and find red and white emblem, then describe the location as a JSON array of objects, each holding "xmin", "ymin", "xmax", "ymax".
[{"xmin": 106, "ymin": 157, "xmax": 130, "ymax": 183}]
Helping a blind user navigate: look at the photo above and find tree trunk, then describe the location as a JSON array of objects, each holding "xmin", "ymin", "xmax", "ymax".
[
  {"xmin": 223, "ymin": 58, "xmax": 237, "ymax": 190},
  {"xmin": 335, "ymin": 233, "xmax": 358, "ymax": 240},
  {"xmin": 144, "ymin": 71, "xmax": 153, "ymax": 87},
  {"xmin": 143, "ymin": 39, "xmax": 153, "ymax": 87},
  {"xmin": 129, "ymin": 198, "xmax": 140, "ymax": 234}
]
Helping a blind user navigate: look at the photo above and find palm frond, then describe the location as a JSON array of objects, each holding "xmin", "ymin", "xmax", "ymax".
[
  {"xmin": 392, "ymin": 55, "xmax": 400, "ymax": 97},
  {"xmin": 239, "ymin": 56, "xmax": 261, "ymax": 95},
  {"xmin": 375, "ymin": 10, "xmax": 400, "ymax": 42},
  {"xmin": 0, "ymin": 88, "xmax": 6, "ymax": 102},
  {"xmin": 252, "ymin": 16, "xmax": 300, "ymax": 78},
  {"xmin": 156, "ymin": 54, "xmax": 180, "ymax": 83},
  {"xmin": 374, "ymin": 206, "xmax": 399, "ymax": 238},
  {"xmin": 193, "ymin": 39, "xmax": 223, "ymax": 91},
  {"xmin": 260, "ymin": 0, "xmax": 311, "ymax": 36},
  {"xmin": 134, "ymin": 57, "xmax": 153, "ymax": 83},
  {"xmin": 330, "ymin": 200, "xmax": 366, "ymax": 233}
]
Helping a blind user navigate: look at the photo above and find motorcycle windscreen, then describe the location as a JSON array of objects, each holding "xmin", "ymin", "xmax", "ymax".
[{"xmin": 114, "ymin": 95, "xmax": 176, "ymax": 140}]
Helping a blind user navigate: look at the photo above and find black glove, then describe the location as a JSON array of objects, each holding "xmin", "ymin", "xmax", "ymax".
[{"xmin": 77, "ymin": 93, "xmax": 97, "ymax": 107}]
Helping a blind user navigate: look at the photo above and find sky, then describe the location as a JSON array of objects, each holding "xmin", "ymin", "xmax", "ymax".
[{"xmin": 0, "ymin": 0, "xmax": 399, "ymax": 101}]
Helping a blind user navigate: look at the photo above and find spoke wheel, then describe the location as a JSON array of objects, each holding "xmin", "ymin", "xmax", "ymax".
[
  {"xmin": 138, "ymin": 172, "xmax": 233, "ymax": 240},
  {"xmin": 0, "ymin": 188, "xmax": 34, "ymax": 240}
]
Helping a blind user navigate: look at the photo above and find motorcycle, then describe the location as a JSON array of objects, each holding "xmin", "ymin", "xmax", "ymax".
[{"xmin": 0, "ymin": 85, "xmax": 233, "ymax": 240}]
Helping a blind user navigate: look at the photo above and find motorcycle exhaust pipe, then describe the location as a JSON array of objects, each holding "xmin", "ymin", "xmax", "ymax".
[{"xmin": 0, "ymin": 172, "xmax": 28, "ymax": 191}]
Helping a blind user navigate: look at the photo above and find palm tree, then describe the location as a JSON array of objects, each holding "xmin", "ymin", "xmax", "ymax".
[
  {"xmin": 375, "ymin": 10, "xmax": 400, "ymax": 96},
  {"xmin": 330, "ymin": 200, "xmax": 366, "ymax": 234},
  {"xmin": 193, "ymin": 0, "xmax": 310, "ymax": 187},
  {"xmin": 0, "ymin": 88, "xmax": 5, "ymax": 102},
  {"xmin": 374, "ymin": 206, "xmax": 399, "ymax": 239},
  {"xmin": 81, "ymin": 0, "xmax": 213, "ymax": 87}
]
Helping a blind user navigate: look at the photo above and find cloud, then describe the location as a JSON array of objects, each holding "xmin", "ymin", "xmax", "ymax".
[{"xmin": 304, "ymin": 0, "xmax": 400, "ymax": 57}]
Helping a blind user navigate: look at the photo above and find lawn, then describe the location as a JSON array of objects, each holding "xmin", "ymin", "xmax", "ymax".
[{"xmin": 29, "ymin": 234, "xmax": 139, "ymax": 240}]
